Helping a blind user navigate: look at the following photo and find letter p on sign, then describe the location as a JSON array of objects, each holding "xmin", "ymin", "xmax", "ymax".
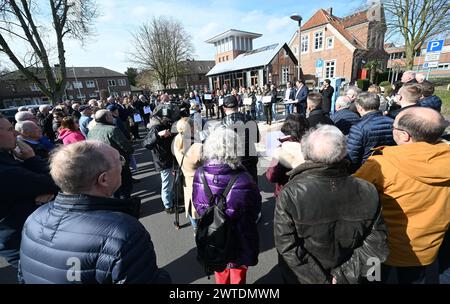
[{"xmin": 427, "ymin": 40, "xmax": 444, "ymax": 53}]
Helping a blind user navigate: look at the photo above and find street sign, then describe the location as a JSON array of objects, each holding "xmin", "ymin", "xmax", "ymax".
[
  {"xmin": 425, "ymin": 53, "xmax": 440, "ymax": 62},
  {"xmin": 426, "ymin": 40, "xmax": 444, "ymax": 53},
  {"xmin": 423, "ymin": 62, "xmax": 439, "ymax": 69},
  {"xmin": 315, "ymin": 59, "xmax": 324, "ymax": 68}
]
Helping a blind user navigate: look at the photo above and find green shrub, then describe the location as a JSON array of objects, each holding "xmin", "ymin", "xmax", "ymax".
[
  {"xmin": 379, "ymin": 81, "xmax": 391, "ymax": 88},
  {"xmin": 357, "ymin": 79, "xmax": 371, "ymax": 91}
]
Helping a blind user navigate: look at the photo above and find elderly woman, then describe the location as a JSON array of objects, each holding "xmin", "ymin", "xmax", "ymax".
[
  {"xmin": 172, "ymin": 117, "xmax": 203, "ymax": 232},
  {"xmin": 192, "ymin": 128, "xmax": 261, "ymax": 284}
]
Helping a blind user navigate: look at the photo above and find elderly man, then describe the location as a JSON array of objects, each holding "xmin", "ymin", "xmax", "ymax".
[
  {"xmin": 387, "ymin": 84, "xmax": 422, "ymax": 119},
  {"xmin": 36, "ymin": 105, "xmax": 55, "ymax": 142},
  {"xmin": 15, "ymin": 121, "xmax": 52, "ymax": 159},
  {"xmin": 355, "ymin": 107, "xmax": 450, "ymax": 284},
  {"xmin": 275, "ymin": 125, "xmax": 389, "ymax": 284},
  {"xmin": 78, "ymin": 105, "xmax": 93, "ymax": 137},
  {"xmin": 345, "ymin": 86, "xmax": 362, "ymax": 115},
  {"xmin": 88, "ymin": 110, "xmax": 134, "ymax": 199},
  {"xmin": 19, "ymin": 141, "xmax": 171, "ymax": 284},
  {"xmin": 331, "ymin": 96, "xmax": 361, "ymax": 135},
  {"xmin": 0, "ymin": 115, "xmax": 58, "ymax": 269},
  {"xmin": 306, "ymin": 93, "xmax": 334, "ymax": 129},
  {"xmin": 347, "ymin": 93, "xmax": 395, "ymax": 172},
  {"xmin": 15, "ymin": 111, "xmax": 37, "ymax": 124}
]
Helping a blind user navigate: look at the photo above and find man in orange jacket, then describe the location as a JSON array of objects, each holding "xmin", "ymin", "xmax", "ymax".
[{"xmin": 355, "ymin": 107, "xmax": 450, "ymax": 283}]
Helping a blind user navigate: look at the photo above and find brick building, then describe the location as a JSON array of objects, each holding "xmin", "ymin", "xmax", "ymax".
[
  {"xmin": 175, "ymin": 59, "xmax": 215, "ymax": 91},
  {"xmin": 0, "ymin": 67, "xmax": 131, "ymax": 108},
  {"xmin": 206, "ymin": 29, "xmax": 298, "ymax": 90},
  {"xmin": 386, "ymin": 38, "xmax": 450, "ymax": 82},
  {"xmin": 289, "ymin": 7, "xmax": 388, "ymax": 84}
]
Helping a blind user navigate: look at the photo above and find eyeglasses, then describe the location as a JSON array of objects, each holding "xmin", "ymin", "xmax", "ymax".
[
  {"xmin": 119, "ymin": 155, "xmax": 126, "ymax": 166},
  {"xmin": 392, "ymin": 124, "xmax": 408, "ymax": 134}
]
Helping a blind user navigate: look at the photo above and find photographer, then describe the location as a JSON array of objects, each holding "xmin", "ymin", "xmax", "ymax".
[{"xmin": 143, "ymin": 97, "xmax": 183, "ymax": 214}]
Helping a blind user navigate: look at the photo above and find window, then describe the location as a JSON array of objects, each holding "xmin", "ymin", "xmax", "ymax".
[
  {"xmin": 314, "ymin": 31, "xmax": 324, "ymax": 51},
  {"xmin": 65, "ymin": 82, "xmax": 73, "ymax": 90},
  {"xmin": 86, "ymin": 80, "xmax": 95, "ymax": 88},
  {"xmin": 76, "ymin": 94, "xmax": 86, "ymax": 99},
  {"xmin": 293, "ymin": 46, "xmax": 298, "ymax": 55},
  {"xmin": 110, "ymin": 91, "xmax": 119, "ymax": 97},
  {"xmin": 326, "ymin": 37, "xmax": 334, "ymax": 49},
  {"xmin": 281, "ymin": 66, "xmax": 290, "ymax": 84},
  {"xmin": 89, "ymin": 92, "xmax": 98, "ymax": 98},
  {"xmin": 325, "ymin": 60, "xmax": 336, "ymax": 78},
  {"xmin": 301, "ymin": 35, "xmax": 309, "ymax": 53},
  {"xmin": 118, "ymin": 79, "xmax": 127, "ymax": 86},
  {"xmin": 73, "ymin": 81, "xmax": 83, "ymax": 89},
  {"xmin": 30, "ymin": 83, "xmax": 40, "ymax": 91},
  {"xmin": 108, "ymin": 80, "xmax": 116, "ymax": 86}
]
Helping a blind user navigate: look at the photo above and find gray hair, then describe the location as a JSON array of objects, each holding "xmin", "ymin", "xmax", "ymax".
[
  {"xmin": 15, "ymin": 111, "xmax": 35, "ymax": 122},
  {"xmin": 15, "ymin": 121, "xmax": 38, "ymax": 134},
  {"xmin": 202, "ymin": 127, "xmax": 241, "ymax": 169},
  {"xmin": 39, "ymin": 105, "xmax": 50, "ymax": 112},
  {"xmin": 94, "ymin": 109, "xmax": 111, "ymax": 123},
  {"xmin": 345, "ymin": 86, "xmax": 362, "ymax": 98},
  {"xmin": 302, "ymin": 125, "xmax": 347, "ymax": 164},
  {"xmin": 335, "ymin": 96, "xmax": 352, "ymax": 109},
  {"xmin": 49, "ymin": 140, "xmax": 114, "ymax": 194},
  {"xmin": 355, "ymin": 93, "xmax": 380, "ymax": 111}
]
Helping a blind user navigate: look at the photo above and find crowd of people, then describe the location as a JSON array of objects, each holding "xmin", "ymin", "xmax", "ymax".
[{"xmin": 0, "ymin": 69, "xmax": 449, "ymax": 284}]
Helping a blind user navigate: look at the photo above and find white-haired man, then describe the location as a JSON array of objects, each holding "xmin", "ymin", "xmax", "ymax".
[
  {"xmin": 36, "ymin": 105, "xmax": 54, "ymax": 142},
  {"xmin": 19, "ymin": 140, "xmax": 171, "ymax": 284},
  {"xmin": 275, "ymin": 125, "xmax": 389, "ymax": 284},
  {"xmin": 15, "ymin": 121, "xmax": 52, "ymax": 159},
  {"xmin": 331, "ymin": 96, "xmax": 361, "ymax": 135}
]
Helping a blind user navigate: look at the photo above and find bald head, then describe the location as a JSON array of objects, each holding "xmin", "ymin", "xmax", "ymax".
[
  {"xmin": 395, "ymin": 107, "xmax": 447, "ymax": 144},
  {"xmin": 302, "ymin": 125, "xmax": 347, "ymax": 164},
  {"xmin": 94, "ymin": 109, "xmax": 113, "ymax": 124},
  {"xmin": 402, "ymin": 70, "xmax": 416, "ymax": 83}
]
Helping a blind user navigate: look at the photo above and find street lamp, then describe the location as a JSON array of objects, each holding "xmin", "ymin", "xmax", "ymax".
[{"xmin": 290, "ymin": 14, "xmax": 302, "ymax": 81}]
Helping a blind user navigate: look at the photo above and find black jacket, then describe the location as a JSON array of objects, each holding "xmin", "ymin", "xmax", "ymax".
[
  {"xmin": 274, "ymin": 161, "xmax": 389, "ymax": 284},
  {"xmin": 36, "ymin": 112, "xmax": 55, "ymax": 142},
  {"xmin": 143, "ymin": 117, "xmax": 175, "ymax": 172},
  {"xmin": 320, "ymin": 86, "xmax": 335, "ymax": 114},
  {"xmin": 307, "ymin": 109, "xmax": 334, "ymax": 129},
  {"xmin": 0, "ymin": 152, "xmax": 58, "ymax": 265},
  {"xmin": 19, "ymin": 193, "xmax": 171, "ymax": 284},
  {"xmin": 331, "ymin": 109, "xmax": 361, "ymax": 135}
]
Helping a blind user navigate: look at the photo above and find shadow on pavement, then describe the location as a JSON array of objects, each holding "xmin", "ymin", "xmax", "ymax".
[
  {"xmin": 163, "ymin": 247, "xmax": 207, "ymax": 284},
  {"xmin": 0, "ymin": 265, "xmax": 18, "ymax": 284},
  {"xmin": 253, "ymin": 265, "xmax": 283, "ymax": 284}
]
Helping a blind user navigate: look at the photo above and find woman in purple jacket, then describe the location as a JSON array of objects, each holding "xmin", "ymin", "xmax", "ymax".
[{"xmin": 192, "ymin": 128, "xmax": 262, "ymax": 284}]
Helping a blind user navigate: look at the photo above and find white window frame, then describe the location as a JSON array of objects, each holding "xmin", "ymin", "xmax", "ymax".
[
  {"xmin": 281, "ymin": 66, "xmax": 290, "ymax": 84},
  {"xmin": 118, "ymin": 79, "xmax": 127, "ymax": 86},
  {"xmin": 30, "ymin": 83, "xmax": 40, "ymax": 92},
  {"xmin": 326, "ymin": 37, "xmax": 334, "ymax": 49},
  {"xmin": 324, "ymin": 60, "xmax": 336, "ymax": 78},
  {"xmin": 108, "ymin": 80, "xmax": 117, "ymax": 87},
  {"xmin": 86, "ymin": 80, "xmax": 96, "ymax": 88},
  {"xmin": 73, "ymin": 81, "xmax": 83, "ymax": 89},
  {"xmin": 314, "ymin": 30, "xmax": 324, "ymax": 52},
  {"xmin": 301, "ymin": 34, "xmax": 309, "ymax": 53},
  {"xmin": 89, "ymin": 92, "xmax": 98, "ymax": 98}
]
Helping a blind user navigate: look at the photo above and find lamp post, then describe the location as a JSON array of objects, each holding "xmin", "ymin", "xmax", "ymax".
[{"xmin": 290, "ymin": 14, "xmax": 302, "ymax": 81}]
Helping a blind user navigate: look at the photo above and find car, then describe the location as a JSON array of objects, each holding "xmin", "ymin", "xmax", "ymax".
[{"xmin": 0, "ymin": 104, "xmax": 50, "ymax": 123}]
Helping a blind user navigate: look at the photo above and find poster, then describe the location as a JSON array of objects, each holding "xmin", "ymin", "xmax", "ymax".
[
  {"xmin": 204, "ymin": 94, "xmax": 212, "ymax": 100},
  {"xmin": 133, "ymin": 114, "xmax": 143, "ymax": 123},
  {"xmin": 143, "ymin": 106, "xmax": 152, "ymax": 114},
  {"xmin": 262, "ymin": 96, "xmax": 272, "ymax": 104}
]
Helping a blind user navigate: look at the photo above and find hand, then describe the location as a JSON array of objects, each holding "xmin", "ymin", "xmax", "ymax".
[
  {"xmin": 35, "ymin": 194, "xmax": 55, "ymax": 205},
  {"xmin": 13, "ymin": 139, "xmax": 35, "ymax": 160},
  {"xmin": 332, "ymin": 277, "xmax": 337, "ymax": 284},
  {"xmin": 158, "ymin": 129, "xmax": 171, "ymax": 138}
]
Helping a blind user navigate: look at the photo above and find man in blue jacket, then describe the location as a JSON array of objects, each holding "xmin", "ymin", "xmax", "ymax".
[
  {"xmin": 294, "ymin": 80, "xmax": 308, "ymax": 116},
  {"xmin": 419, "ymin": 80, "xmax": 442, "ymax": 112},
  {"xmin": 19, "ymin": 140, "xmax": 171, "ymax": 284},
  {"xmin": 347, "ymin": 93, "xmax": 395, "ymax": 172},
  {"xmin": 0, "ymin": 115, "xmax": 58, "ymax": 269},
  {"xmin": 331, "ymin": 96, "xmax": 360, "ymax": 135}
]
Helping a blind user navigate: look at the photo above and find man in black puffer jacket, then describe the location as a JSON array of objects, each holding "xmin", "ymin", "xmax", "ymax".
[
  {"xmin": 19, "ymin": 141, "xmax": 171, "ymax": 284},
  {"xmin": 274, "ymin": 125, "xmax": 389, "ymax": 284}
]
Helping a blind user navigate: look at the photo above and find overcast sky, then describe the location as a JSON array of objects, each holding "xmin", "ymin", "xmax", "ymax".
[{"xmin": 2, "ymin": 0, "xmax": 366, "ymax": 74}]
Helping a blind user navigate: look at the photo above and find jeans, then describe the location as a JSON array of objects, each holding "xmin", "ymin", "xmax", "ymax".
[
  {"xmin": 256, "ymin": 101, "xmax": 263, "ymax": 121},
  {"xmin": 296, "ymin": 103, "xmax": 307, "ymax": 116},
  {"xmin": 272, "ymin": 102, "xmax": 277, "ymax": 121},
  {"xmin": 160, "ymin": 168, "xmax": 174, "ymax": 209},
  {"xmin": 284, "ymin": 104, "xmax": 293, "ymax": 116},
  {"xmin": 189, "ymin": 215, "xmax": 198, "ymax": 230}
]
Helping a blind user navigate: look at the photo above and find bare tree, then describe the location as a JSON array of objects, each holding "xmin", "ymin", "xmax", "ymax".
[
  {"xmin": 0, "ymin": 0, "xmax": 97, "ymax": 103},
  {"xmin": 130, "ymin": 16, "xmax": 194, "ymax": 89},
  {"xmin": 378, "ymin": 0, "xmax": 450, "ymax": 69}
]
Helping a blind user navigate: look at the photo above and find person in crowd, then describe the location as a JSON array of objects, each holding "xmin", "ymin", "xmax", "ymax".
[
  {"xmin": 107, "ymin": 104, "xmax": 132, "ymax": 140},
  {"xmin": 347, "ymin": 93, "xmax": 395, "ymax": 172},
  {"xmin": 284, "ymin": 82, "xmax": 296, "ymax": 116},
  {"xmin": 15, "ymin": 121, "xmax": 52, "ymax": 159},
  {"xmin": 36, "ymin": 105, "xmax": 55, "ymax": 143},
  {"xmin": 19, "ymin": 140, "xmax": 171, "ymax": 284},
  {"xmin": 419, "ymin": 80, "xmax": 442, "ymax": 112},
  {"xmin": 202, "ymin": 87, "xmax": 215, "ymax": 119},
  {"xmin": 247, "ymin": 86, "xmax": 257, "ymax": 120},
  {"xmin": 78, "ymin": 105, "xmax": 93, "ymax": 138},
  {"xmin": 368, "ymin": 85, "xmax": 389, "ymax": 112},
  {"xmin": 387, "ymin": 84, "xmax": 422, "ymax": 119},
  {"xmin": 319, "ymin": 79, "xmax": 334, "ymax": 116},
  {"xmin": 294, "ymin": 80, "xmax": 308, "ymax": 116},
  {"xmin": 270, "ymin": 84, "xmax": 278, "ymax": 122},
  {"xmin": 71, "ymin": 103, "xmax": 81, "ymax": 121},
  {"xmin": 193, "ymin": 128, "xmax": 261, "ymax": 284},
  {"xmin": 266, "ymin": 114, "xmax": 309, "ymax": 197},
  {"xmin": 15, "ymin": 111, "xmax": 38, "ymax": 125},
  {"xmin": 0, "ymin": 114, "xmax": 58, "ymax": 269},
  {"xmin": 354, "ymin": 107, "xmax": 450, "ymax": 284},
  {"xmin": 52, "ymin": 111, "xmax": 65, "ymax": 139},
  {"xmin": 331, "ymin": 96, "xmax": 361, "ymax": 136},
  {"xmin": 262, "ymin": 84, "xmax": 272, "ymax": 124},
  {"xmin": 127, "ymin": 98, "xmax": 142, "ymax": 140},
  {"xmin": 143, "ymin": 108, "xmax": 181, "ymax": 214},
  {"xmin": 221, "ymin": 95, "xmax": 260, "ymax": 182},
  {"xmin": 274, "ymin": 124, "xmax": 389, "ymax": 284},
  {"xmin": 345, "ymin": 86, "xmax": 362, "ymax": 115},
  {"xmin": 58, "ymin": 116, "xmax": 86, "ymax": 145},
  {"xmin": 306, "ymin": 93, "xmax": 334, "ymax": 128},
  {"xmin": 172, "ymin": 117, "xmax": 203, "ymax": 233},
  {"xmin": 416, "ymin": 72, "xmax": 426, "ymax": 83},
  {"xmin": 88, "ymin": 110, "xmax": 134, "ymax": 199}
]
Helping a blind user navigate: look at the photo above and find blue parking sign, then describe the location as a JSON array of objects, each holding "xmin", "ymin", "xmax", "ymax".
[
  {"xmin": 426, "ymin": 40, "xmax": 444, "ymax": 53},
  {"xmin": 316, "ymin": 59, "xmax": 323, "ymax": 68}
]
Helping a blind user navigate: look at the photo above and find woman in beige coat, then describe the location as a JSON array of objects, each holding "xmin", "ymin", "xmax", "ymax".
[{"xmin": 172, "ymin": 117, "xmax": 203, "ymax": 232}]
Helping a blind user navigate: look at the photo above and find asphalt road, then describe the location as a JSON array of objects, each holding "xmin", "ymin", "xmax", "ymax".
[{"xmin": 0, "ymin": 120, "xmax": 284, "ymax": 284}]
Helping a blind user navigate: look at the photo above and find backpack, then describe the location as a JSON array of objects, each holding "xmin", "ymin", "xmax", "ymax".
[{"xmin": 195, "ymin": 168, "xmax": 240, "ymax": 276}]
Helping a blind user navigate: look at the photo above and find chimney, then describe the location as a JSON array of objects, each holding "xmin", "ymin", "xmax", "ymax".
[{"xmin": 327, "ymin": 7, "xmax": 333, "ymax": 16}]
